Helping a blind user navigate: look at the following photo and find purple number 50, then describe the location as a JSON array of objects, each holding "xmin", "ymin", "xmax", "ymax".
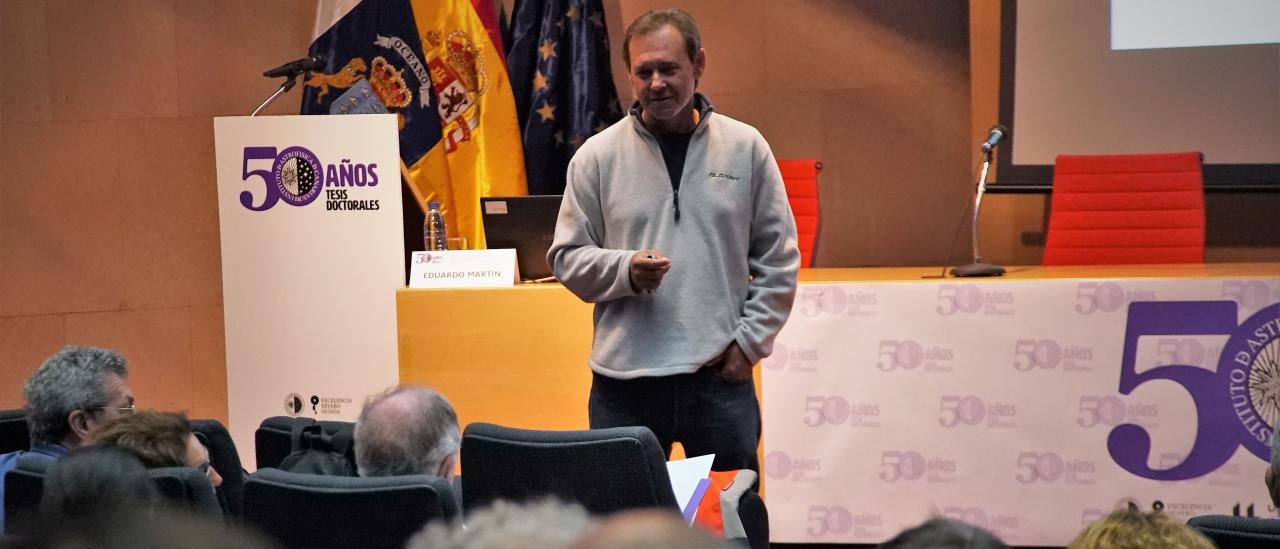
[
  {"xmin": 1110, "ymin": 301, "xmax": 1272, "ymax": 481},
  {"xmin": 240, "ymin": 147, "xmax": 279, "ymax": 211}
]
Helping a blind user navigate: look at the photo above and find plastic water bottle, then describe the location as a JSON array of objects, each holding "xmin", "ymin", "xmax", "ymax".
[{"xmin": 424, "ymin": 201, "xmax": 448, "ymax": 251}]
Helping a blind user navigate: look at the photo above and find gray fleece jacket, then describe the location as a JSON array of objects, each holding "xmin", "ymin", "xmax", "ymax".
[{"xmin": 548, "ymin": 96, "xmax": 800, "ymax": 379}]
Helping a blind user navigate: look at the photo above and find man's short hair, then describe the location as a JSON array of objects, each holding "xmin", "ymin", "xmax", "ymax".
[
  {"xmin": 92, "ymin": 411, "xmax": 191, "ymax": 469},
  {"xmin": 354, "ymin": 386, "xmax": 460, "ymax": 477},
  {"xmin": 622, "ymin": 8, "xmax": 701, "ymax": 70},
  {"xmin": 574, "ymin": 509, "xmax": 730, "ymax": 549},
  {"xmin": 1069, "ymin": 509, "xmax": 1213, "ymax": 549},
  {"xmin": 39, "ymin": 445, "xmax": 158, "ymax": 522},
  {"xmin": 24, "ymin": 346, "xmax": 129, "ymax": 445},
  {"xmin": 881, "ymin": 518, "xmax": 1007, "ymax": 549},
  {"xmin": 408, "ymin": 498, "xmax": 594, "ymax": 549}
]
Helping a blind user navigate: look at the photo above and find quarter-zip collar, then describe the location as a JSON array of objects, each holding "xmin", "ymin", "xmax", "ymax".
[{"xmin": 629, "ymin": 94, "xmax": 714, "ymax": 221}]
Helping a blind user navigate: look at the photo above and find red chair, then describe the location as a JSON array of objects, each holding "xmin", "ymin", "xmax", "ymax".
[
  {"xmin": 778, "ymin": 159, "xmax": 822, "ymax": 268},
  {"xmin": 1043, "ymin": 152, "xmax": 1205, "ymax": 265}
]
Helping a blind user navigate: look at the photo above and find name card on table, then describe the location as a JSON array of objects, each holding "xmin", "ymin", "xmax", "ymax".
[{"xmin": 409, "ymin": 249, "xmax": 519, "ymax": 288}]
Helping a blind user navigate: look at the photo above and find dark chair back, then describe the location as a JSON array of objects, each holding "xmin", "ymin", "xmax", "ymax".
[
  {"xmin": 738, "ymin": 489, "xmax": 770, "ymax": 549},
  {"xmin": 460, "ymin": 423, "xmax": 679, "ymax": 515},
  {"xmin": 255, "ymin": 416, "xmax": 356, "ymax": 470},
  {"xmin": 191, "ymin": 419, "xmax": 245, "ymax": 518},
  {"xmin": 0, "ymin": 410, "xmax": 30, "ymax": 455},
  {"xmin": 3, "ymin": 456, "xmax": 220, "ymax": 537},
  {"xmin": 1187, "ymin": 514, "xmax": 1280, "ymax": 549},
  {"xmin": 243, "ymin": 467, "xmax": 457, "ymax": 549},
  {"xmin": 148, "ymin": 466, "xmax": 222, "ymax": 517},
  {"xmin": 3, "ymin": 454, "xmax": 52, "ymax": 536},
  {"xmin": 255, "ymin": 416, "xmax": 314, "ymax": 470}
]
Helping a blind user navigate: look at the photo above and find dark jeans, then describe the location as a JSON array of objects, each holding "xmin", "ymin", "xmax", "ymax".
[{"xmin": 588, "ymin": 366, "xmax": 760, "ymax": 473}]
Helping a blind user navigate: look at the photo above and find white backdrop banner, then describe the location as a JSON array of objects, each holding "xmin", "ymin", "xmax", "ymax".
[
  {"xmin": 764, "ymin": 275, "xmax": 1280, "ymax": 545},
  {"xmin": 214, "ymin": 115, "xmax": 403, "ymax": 467}
]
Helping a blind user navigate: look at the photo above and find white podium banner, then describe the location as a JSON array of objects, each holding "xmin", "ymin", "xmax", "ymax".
[
  {"xmin": 764, "ymin": 275, "xmax": 1280, "ymax": 545},
  {"xmin": 214, "ymin": 115, "xmax": 403, "ymax": 466}
]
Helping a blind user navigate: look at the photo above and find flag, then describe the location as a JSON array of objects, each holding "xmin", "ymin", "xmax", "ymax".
[
  {"xmin": 505, "ymin": 0, "xmax": 623, "ymax": 195},
  {"xmin": 302, "ymin": 0, "xmax": 527, "ymax": 249}
]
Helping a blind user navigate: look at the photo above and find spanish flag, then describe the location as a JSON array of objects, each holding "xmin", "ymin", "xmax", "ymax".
[{"xmin": 303, "ymin": 0, "xmax": 527, "ymax": 249}]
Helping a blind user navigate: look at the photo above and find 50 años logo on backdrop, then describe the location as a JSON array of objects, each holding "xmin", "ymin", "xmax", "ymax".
[{"xmin": 1110, "ymin": 301, "xmax": 1280, "ymax": 480}]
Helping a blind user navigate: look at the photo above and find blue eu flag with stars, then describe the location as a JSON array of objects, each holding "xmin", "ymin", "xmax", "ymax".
[{"xmin": 506, "ymin": 0, "xmax": 623, "ymax": 195}]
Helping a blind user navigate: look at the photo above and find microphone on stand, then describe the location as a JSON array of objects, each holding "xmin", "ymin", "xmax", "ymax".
[
  {"xmin": 251, "ymin": 54, "xmax": 327, "ymax": 117},
  {"xmin": 980, "ymin": 124, "xmax": 1008, "ymax": 153},
  {"xmin": 263, "ymin": 54, "xmax": 327, "ymax": 78},
  {"xmin": 951, "ymin": 124, "xmax": 1009, "ymax": 278}
]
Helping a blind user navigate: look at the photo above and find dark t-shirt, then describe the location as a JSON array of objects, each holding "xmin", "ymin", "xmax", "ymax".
[{"xmin": 654, "ymin": 130, "xmax": 693, "ymax": 220}]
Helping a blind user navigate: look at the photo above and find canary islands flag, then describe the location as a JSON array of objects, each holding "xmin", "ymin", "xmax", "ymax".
[{"xmin": 302, "ymin": 0, "xmax": 527, "ymax": 248}]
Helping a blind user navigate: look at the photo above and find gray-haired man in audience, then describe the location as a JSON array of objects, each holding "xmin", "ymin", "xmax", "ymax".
[
  {"xmin": 353, "ymin": 385, "xmax": 460, "ymax": 479},
  {"xmin": 0, "ymin": 345, "xmax": 135, "ymax": 532}
]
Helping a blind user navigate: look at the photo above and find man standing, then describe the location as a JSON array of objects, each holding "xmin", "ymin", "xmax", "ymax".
[
  {"xmin": 353, "ymin": 386, "xmax": 460, "ymax": 480},
  {"xmin": 0, "ymin": 346, "xmax": 135, "ymax": 531},
  {"xmin": 548, "ymin": 8, "xmax": 799, "ymax": 472}
]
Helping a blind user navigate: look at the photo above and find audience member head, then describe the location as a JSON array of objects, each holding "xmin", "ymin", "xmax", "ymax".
[
  {"xmin": 23, "ymin": 346, "xmax": 133, "ymax": 449},
  {"xmin": 354, "ymin": 385, "xmax": 460, "ymax": 479},
  {"xmin": 407, "ymin": 498, "xmax": 595, "ymax": 549},
  {"xmin": 22, "ymin": 508, "xmax": 281, "ymax": 549},
  {"xmin": 1068, "ymin": 509, "xmax": 1213, "ymax": 549},
  {"xmin": 38, "ymin": 445, "xmax": 157, "ymax": 524},
  {"xmin": 571, "ymin": 509, "xmax": 730, "ymax": 549},
  {"xmin": 91, "ymin": 410, "xmax": 222, "ymax": 488},
  {"xmin": 878, "ymin": 518, "xmax": 1007, "ymax": 549}
]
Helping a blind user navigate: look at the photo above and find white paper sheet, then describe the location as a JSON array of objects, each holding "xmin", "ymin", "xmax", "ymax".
[{"xmin": 666, "ymin": 454, "xmax": 714, "ymax": 522}]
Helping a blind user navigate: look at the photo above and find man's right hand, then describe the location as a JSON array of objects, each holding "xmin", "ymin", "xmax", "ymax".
[{"xmin": 629, "ymin": 249, "xmax": 671, "ymax": 293}]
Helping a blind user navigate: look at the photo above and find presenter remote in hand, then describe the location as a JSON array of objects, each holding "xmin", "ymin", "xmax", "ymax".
[
  {"xmin": 547, "ymin": 8, "xmax": 799, "ymax": 473},
  {"xmin": 629, "ymin": 250, "xmax": 671, "ymax": 293}
]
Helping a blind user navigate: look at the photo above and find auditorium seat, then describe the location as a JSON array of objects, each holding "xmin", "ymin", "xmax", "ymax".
[
  {"xmin": 4, "ymin": 456, "xmax": 220, "ymax": 537},
  {"xmin": 147, "ymin": 466, "xmax": 223, "ymax": 516},
  {"xmin": 3, "ymin": 455, "xmax": 48, "ymax": 537},
  {"xmin": 778, "ymin": 159, "xmax": 823, "ymax": 267},
  {"xmin": 1187, "ymin": 514, "xmax": 1280, "ymax": 548},
  {"xmin": 1044, "ymin": 152, "xmax": 1205, "ymax": 265},
  {"xmin": 243, "ymin": 467, "xmax": 457, "ymax": 549},
  {"xmin": 0, "ymin": 410, "xmax": 29, "ymax": 455},
  {"xmin": 255, "ymin": 416, "xmax": 356, "ymax": 471},
  {"xmin": 460, "ymin": 423, "xmax": 679, "ymax": 515},
  {"xmin": 191, "ymin": 419, "xmax": 245, "ymax": 518},
  {"xmin": 255, "ymin": 416, "xmax": 314, "ymax": 470}
]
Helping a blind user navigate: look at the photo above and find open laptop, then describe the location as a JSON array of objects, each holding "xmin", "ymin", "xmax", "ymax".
[{"xmin": 480, "ymin": 195, "xmax": 562, "ymax": 281}]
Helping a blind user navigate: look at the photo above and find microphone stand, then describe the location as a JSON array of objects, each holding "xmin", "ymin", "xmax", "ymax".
[
  {"xmin": 951, "ymin": 148, "xmax": 1005, "ymax": 277},
  {"xmin": 250, "ymin": 75, "xmax": 299, "ymax": 117}
]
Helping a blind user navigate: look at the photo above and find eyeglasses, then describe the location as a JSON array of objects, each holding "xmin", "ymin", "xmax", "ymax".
[{"xmin": 92, "ymin": 405, "xmax": 136, "ymax": 414}]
